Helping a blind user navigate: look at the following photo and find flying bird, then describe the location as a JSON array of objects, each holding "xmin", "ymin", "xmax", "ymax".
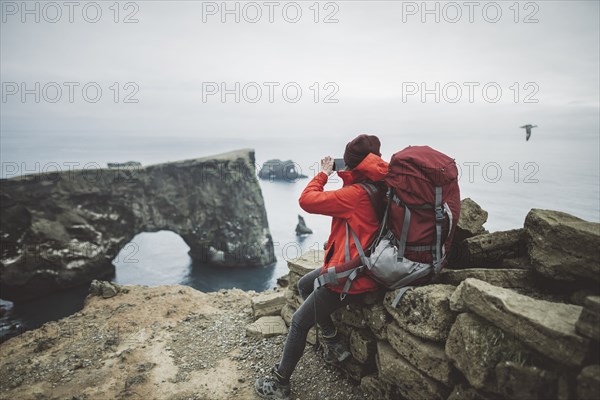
[{"xmin": 520, "ymin": 124, "xmax": 538, "ymax": 141}]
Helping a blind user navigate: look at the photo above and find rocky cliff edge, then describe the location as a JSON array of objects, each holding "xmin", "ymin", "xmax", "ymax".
[{"xmin": 0, "ymin": 149, "xmax": 276, "ymax": 302}]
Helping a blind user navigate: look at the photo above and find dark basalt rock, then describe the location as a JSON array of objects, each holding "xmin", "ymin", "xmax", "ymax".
[
  {"xmin": 0, "ymin": 149, "xmax": 276, "ymax": 302},
  {"xmin": 295, "ymin": 215, "xmax": 313, "ymax": 235},
  {"xmin": 258, "ymin": 159, "xmax": 307, "ymax": 181}
]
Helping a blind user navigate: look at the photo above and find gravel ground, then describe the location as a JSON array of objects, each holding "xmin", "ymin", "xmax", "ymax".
[
  {"xmin": 168, "ymin": 289, "xmax": 370, "ymax": 400},
  {"xmin": 0, "ymin": 284, "xmax": 371, "ymax": 400}
]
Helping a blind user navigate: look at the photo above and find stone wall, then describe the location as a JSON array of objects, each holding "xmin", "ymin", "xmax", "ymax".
[{"xmin": 280, "ymin": 204, "xmax": 600, "ymax": 400}]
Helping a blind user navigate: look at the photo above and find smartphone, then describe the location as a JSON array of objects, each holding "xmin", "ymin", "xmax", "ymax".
[{"xmin": 333, "ymin": 158, "xmax": 346, "ymax": 171}]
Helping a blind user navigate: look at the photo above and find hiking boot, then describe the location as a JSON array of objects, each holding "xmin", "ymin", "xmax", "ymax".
[
  {"xmin": 255, "ymin": 365, "xmax": 291, "ymax": 400},
  {"xmin": 321, "ymin": 330, "xmax": 351, "ymax": 364}
]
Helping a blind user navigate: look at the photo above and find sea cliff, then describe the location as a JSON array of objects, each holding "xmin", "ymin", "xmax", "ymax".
[{"xmin": 0, "ymin": 149, "xmax": 276, "ymax": 302}]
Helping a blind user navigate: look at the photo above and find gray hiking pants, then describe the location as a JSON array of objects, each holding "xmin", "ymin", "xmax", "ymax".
[{"xmin": 276, "ymin": 267, "xmax": 365, "ymax": 379}]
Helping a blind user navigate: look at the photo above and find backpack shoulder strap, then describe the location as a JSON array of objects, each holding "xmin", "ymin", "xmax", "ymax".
[{"xmin": 356, "ymin": 182, "xmax": 385, "ymax": 221}]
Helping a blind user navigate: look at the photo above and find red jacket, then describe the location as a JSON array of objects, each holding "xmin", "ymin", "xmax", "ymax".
[{"xmin": 299, "ymin": 153, "xmax": 389, "ymax": 294}]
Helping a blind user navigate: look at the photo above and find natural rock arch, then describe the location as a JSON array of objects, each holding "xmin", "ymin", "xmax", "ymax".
[{"xmin": 0, "ymin": 149, "xmax": 275, "ymax": 301}]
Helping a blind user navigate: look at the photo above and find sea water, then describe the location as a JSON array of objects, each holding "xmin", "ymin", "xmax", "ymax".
[{"xmin": 1, "ymin": 131, "xmax": 599, "ymax": 341}]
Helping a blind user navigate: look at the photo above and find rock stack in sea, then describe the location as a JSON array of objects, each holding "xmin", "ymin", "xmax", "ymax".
[{"xmin": 279, "ymin": 199, "xmax": 600, "ymax": 400}]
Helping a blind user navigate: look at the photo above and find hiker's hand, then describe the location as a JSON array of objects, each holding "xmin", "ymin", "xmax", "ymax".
[{"xmin": 321, "ymin": 156, "xmax": 334, "ymax": 176}]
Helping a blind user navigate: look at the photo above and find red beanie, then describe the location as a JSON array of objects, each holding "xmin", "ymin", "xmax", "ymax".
[{"xmin": 343, "ymin": 134, "xmax": 382, "ymax": 169}]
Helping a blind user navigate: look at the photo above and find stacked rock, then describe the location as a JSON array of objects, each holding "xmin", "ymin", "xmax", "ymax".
[
  {"xmin": 247, "ymin": 289, "xmax": 287, "ymax": 339},
  {"xmin": 282, "ymin": 251, "xmax": 325, "ymax": 344},
  {"xmin": 280, "ymin": 199, "xmax": 600, "ymax": 400}
]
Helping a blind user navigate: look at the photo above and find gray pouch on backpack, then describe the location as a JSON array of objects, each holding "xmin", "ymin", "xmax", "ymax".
[{"xmin": 367, "ymin": 238, "xmax": 433, "ymax": 290}]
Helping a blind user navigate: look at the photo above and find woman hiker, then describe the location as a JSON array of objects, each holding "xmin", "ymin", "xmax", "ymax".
[{"xmin": 255, "ymin": 134, "xmax": 389, "ymax": 399}]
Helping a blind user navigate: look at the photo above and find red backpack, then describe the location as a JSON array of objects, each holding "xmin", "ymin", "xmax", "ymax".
[
  {"xmin": 386, "ymin": 145, "xmax": 461, "ymax": 266},
  {"xmin": 314, "ymin": 146, "xmax": 461, "ymax": 307}
]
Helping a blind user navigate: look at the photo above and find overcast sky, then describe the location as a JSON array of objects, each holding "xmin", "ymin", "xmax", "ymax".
[{"xmin": 1, "ymin": 0, "xmax": 598, "ymax": 142}]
